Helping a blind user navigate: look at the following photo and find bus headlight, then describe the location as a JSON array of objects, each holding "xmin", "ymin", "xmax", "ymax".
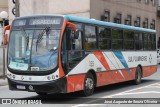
[
  {"xmin": 7, "ymin": 73, "xmax": 11, "ymax": 78},
  {"xmin": 52, "ymin": 75, "xmax": 55, "ymax": 79},
  {"xmin": 47, "ymin": 76, "xmax": 51, "ymax": 80},
  {"xmin": 12, "ymin": 75, "xmax": 15, "ymax": 79}
]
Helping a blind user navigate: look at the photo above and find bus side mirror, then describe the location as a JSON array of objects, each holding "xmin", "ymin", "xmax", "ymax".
[
  {"xmin": 75, "ymin": 30, "xmax": 80, "ymax": 39},
  {"xmin": 67, "ymin": 22, "xmax": 77, "ymax": 39},
  {"xmin": 3, "ymin": 25, "xmax": 11, "ymax": 45}
]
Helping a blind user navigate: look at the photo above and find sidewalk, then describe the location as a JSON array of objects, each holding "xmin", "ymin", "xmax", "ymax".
[
  {"xmin": 0, "ymin": 78, "xmax": 8, "ymax": 86},
  {"xmin": 0, "ymin": 46, "xmax": 7, "ymax": 86}
]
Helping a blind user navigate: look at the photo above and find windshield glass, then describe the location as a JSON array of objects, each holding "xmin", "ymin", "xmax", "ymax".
[{"xmin": 8, "ymin": 29, "xmax": 60, "ymax": 71}]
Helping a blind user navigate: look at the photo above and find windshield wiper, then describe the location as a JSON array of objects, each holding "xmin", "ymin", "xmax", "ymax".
[{"xmin": 36, "ymin": 26, "xmax": 50, "ymax": 52}]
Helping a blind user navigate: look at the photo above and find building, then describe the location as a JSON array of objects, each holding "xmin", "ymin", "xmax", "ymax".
[
  {"xmin": 8, "ymin": 0, "xmax": 90, "ymax": 22},
  {"xmin": 0, "ymin": 0, "xmax": 8, "ymax": 45},
  {"xmin": 157, "ymin": 0, "xmax": 160, "ymax": 48},
  {"xmin": 0, "ymin": 0, "xmax": 8, "ymax": 18},
  {"xmin": 8, "ymin": 0, "xmax": 158, "ymax": 43}
]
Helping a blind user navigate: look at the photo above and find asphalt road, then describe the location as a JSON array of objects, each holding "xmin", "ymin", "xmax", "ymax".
[{"xmin": 0, "ymin": 65, "xmax": 160, "ymax": 107}]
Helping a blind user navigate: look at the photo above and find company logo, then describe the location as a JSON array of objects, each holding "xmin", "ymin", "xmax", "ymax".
[
  {"xmin": 89, "ymin": 61, "xmax": 94, "ymax": 67},
  {"xmin": 149, "ymin": 54, "xmax": 152, "ymax": 63},
  {"xmin": 21, "ymin": 76, "xmax": 24, "ymax": 80}
]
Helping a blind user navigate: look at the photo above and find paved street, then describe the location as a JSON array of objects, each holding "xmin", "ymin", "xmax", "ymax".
[{"xmin": 0, "ymin": 65, "xmax": 160, "ymax": 107}]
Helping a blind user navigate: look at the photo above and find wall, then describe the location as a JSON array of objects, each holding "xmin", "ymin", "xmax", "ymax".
[
  {"xmin": 8, "ymin": 0, "xmax": 91, "ymax": 23},
  {"xmin": 0, "ymin": 0, "xmax": 8, "ymax": 14},
  {"xmin": 0, "ymin": 26, "xmax": 2, "ymax": 45},
  {"xmin": 90, "ymin": 0, "xmax": 156, "ymax": 26},
  {"xmin": 90, "ymin": 0, "xmax": 158, "ymax": 43}
]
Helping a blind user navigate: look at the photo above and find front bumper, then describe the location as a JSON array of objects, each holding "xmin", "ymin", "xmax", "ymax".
[{"xmin": 7, "ymin": 77, "xmax": 67, "ymax": 94}]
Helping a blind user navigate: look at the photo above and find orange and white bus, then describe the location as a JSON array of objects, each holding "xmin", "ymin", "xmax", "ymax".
[{"xmin": 6, "ymin": 15, "xmax": 157, "ymax": 96}]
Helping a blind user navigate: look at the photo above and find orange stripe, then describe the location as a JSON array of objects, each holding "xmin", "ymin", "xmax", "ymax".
[
  {"xmin": 96, "ymin": 68, "xmax": 136, "ymax": 87},
  {"xmin": 93, "ymin": 51, "xmax": 110, "ymax": 71},
  {"xmin": 96, "ymin": 71, "xmax": 114, "ymax": 87},
  {"xmin": 142, "ymin": 65, "xmax": 157, "ymax": 77}
]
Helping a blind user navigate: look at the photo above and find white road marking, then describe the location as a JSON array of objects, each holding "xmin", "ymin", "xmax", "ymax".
[
  {"xmin": 102, "ymin": 82, "xmax": 160, "ymax": 98},
  {"xmin": 144, "ymin": 86, "xmax": 160, "ymax": 88},
  {"xmin": 116, "ymin": 91, "xmax": 160, "ymax": 96},
  {"xmin": 72, "ymin": 82, "xmax": 160, "ymax": 107}
]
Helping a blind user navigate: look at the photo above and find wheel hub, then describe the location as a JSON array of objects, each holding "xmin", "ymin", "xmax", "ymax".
[{"xmin": 85, "ymin": 78, "xmax": 93, "ymax": 90}]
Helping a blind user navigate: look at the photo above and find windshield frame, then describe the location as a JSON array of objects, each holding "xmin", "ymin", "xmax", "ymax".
[{"xmin": 7, "ymin": 28, "xmax": 61, "ymax": 75}]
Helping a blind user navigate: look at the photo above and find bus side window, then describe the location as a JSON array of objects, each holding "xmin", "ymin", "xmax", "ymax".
[
  {"xmin": 124, "ymin": 30, "xmax": 134, "ymax": 50},
  {"xmin": 112, "ymin": 29, "xmax": 123, "ymax": 50},
  {"xmin": 85, "ymin": 25, "xmax": 97, "ymax": 50},
  {"xmin": 98, "ymin": 27, "xmax": 111, "ymax": 50},
  {"xmin": 135, "ymin": 32, "xmax": 143, "ymax": 50}
]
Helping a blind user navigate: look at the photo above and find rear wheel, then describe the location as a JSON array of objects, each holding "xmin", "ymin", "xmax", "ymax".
[
  {"xmin": 83, "ymin": 72, "xmax": 95, "ymax": 96},
  {"xmin": 134, "ymin": 66, "xmax": 142, "ymax": 85}
]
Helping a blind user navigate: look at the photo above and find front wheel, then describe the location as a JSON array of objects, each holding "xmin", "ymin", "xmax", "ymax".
[
  {"xmin": 83, "ymin": 72, "xmax": 95, "ymax": 96},
  {"xmin": 134, "ymin": 66, "xmax": 142, "ymax": 85}
]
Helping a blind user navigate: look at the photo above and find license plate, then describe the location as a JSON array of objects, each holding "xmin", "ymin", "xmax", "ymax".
[
  {"xmin": 16, "ymin": 85, "xmax": 26, "ymax": 90},
  {"xmin": 31, "ymin": 67, "xmax": 39, "ymax": 71}
]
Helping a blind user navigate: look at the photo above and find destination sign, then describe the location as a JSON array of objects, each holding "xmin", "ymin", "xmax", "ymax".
[
  {"xmin": 13, "ymin": 16, "xmax": 63, "ymax": 28},
  {"xmin": 29, "ymin": 18, "xmax": 61, "ymax": 25},
  {"xmin": 13, "ymin": 20, "xmax": 26, "ymax": 26}
]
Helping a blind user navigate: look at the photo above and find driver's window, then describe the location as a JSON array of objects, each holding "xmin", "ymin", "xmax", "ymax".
[{"xmin": 62, "ymin": 23, "xmax": 84, "ymax": 72}]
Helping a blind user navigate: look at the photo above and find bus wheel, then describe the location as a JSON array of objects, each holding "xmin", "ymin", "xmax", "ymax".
[
  {"xmin": 36, "ymin": 92, "xmax": 48, "ymax": 96},
  {"xmin": 83, "ymin": 72, "xmax": 95, "ymax": 96},
  {"xmin": 134, "ymin": 66, "xmax": 142, "ymax": 85}
]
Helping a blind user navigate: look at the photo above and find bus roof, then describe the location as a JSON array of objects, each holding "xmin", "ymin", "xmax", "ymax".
[
  {"xmin": 14, "ymin": 14, "xmax": 156, "ymax": 33},
  {"xmin": 64, "ymin": 15, "xmax": 156, "ymax": 33}
]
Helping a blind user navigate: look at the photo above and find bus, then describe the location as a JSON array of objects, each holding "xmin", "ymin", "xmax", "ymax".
[{"xmin": 6, "ymin": 15, "xmax": 157, "ymax": 96}]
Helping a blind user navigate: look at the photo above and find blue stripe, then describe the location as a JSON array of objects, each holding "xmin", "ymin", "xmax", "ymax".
[
  {"xmin": 64, "ymin": 15, "xmax": 156, "ymax": 33},
  {"xmin": 113, "ymin": 51, "xmax": 133, "ymax": 78}
]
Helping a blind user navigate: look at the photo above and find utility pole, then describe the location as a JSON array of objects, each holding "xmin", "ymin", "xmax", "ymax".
[{"xmin": 15, "ymin": 0, "xmax": 20, "ymax": 17}]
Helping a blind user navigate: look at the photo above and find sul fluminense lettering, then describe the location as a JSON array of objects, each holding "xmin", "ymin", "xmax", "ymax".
[{"xmin": 128, "ymin": 56, "xmax": 147, "ymax": 62}]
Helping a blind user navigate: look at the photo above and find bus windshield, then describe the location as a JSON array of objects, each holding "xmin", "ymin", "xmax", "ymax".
[
  {"xmin": 8, "ymin": 29, "xmax": 60, "ymax": 71},
  {"xmin": 8, "ymin": 16, "xmax": 63, "ymax": 72}
]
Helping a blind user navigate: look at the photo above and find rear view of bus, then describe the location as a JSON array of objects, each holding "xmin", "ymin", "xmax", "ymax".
[{"xmin": 7, "ymin": 15, "xmax": 68, "ymax": 95}]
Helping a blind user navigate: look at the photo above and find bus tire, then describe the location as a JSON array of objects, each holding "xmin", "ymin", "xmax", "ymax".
[
  {"xmin": 134, "ymin": 66, "xmax": 142, "ymax": 85},
  {"xmin": 36, "ymin": 92, "xmax": 48, "ymax": 96},
  {"xmin": 83, "ymin": 72, "xmax": 95, "ymax": 96}
]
